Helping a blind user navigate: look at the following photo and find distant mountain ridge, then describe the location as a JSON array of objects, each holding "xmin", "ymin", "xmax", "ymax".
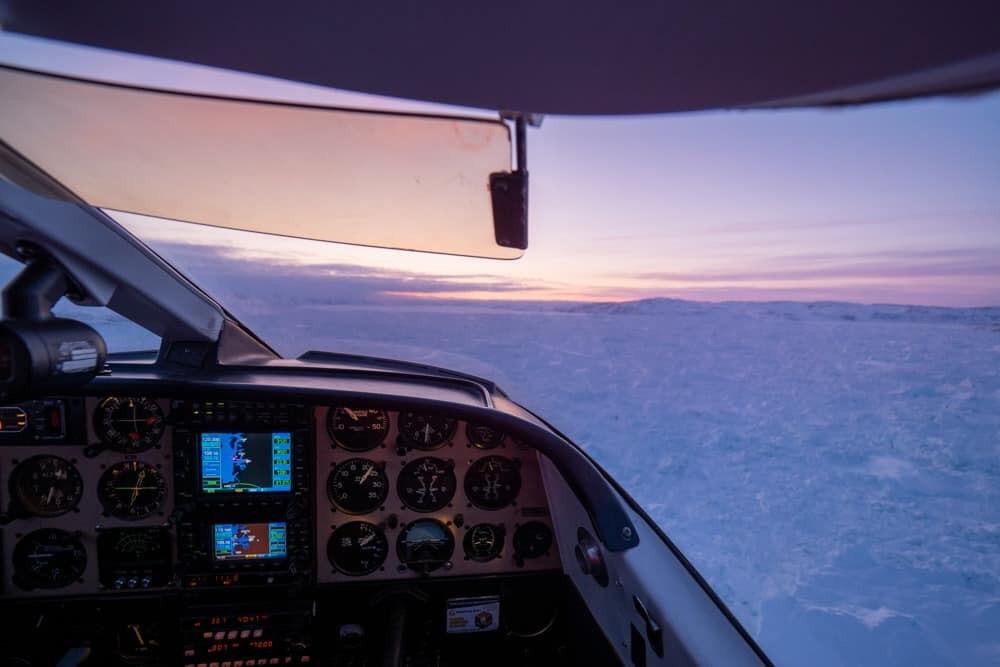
[{"xmin": 564, "ymin": 297, "xmax": 1000, "ymax": 326}]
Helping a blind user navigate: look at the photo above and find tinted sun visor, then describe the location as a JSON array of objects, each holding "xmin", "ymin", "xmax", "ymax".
[{"xmin": 0, "ymin": 66, "xmax": 522, "ymax": 259}]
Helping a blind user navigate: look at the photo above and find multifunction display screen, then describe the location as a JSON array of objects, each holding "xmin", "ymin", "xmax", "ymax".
[
  {"xmin": 199, "ymin": 432, "xmax": 292, "ymax": 493},
  {"xmin": 212, "ymin": 522, "xmax": 287, "ymax": 561}
]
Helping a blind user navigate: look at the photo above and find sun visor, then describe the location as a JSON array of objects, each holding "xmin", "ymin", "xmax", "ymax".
[{"xmin": 0, "ymin": 66, "xmax": 521, "ymax": 260}]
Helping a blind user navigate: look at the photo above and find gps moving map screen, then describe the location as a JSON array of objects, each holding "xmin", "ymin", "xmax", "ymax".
[
  {"xmin": 212, "ymin": 522, "xmax": 288, "ymax": 561},
  {"xmin": 199, "ymin": 432, "xmax": 292, "ymax": 493}
]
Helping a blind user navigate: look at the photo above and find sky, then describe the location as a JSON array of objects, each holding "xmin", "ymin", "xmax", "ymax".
[{"xmin": 2, "ymin": 31, "xmax": 1000, "ymax": 307}]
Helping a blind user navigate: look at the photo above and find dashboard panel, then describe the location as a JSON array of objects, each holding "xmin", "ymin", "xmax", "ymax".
[
  {"xmin": 0, "ymin": 396, "xmax": 175, "ymax": 597},
  {"xmin": 0, "ymin": 374, "xmax": 634, "ymax": 667},
  {"xmin": 315, "ymin": 405, "xmax": 559, "ymax": 583},
  {"xmin": 0, "ymin": 395, "xmax": 559, "ymax": 600}
]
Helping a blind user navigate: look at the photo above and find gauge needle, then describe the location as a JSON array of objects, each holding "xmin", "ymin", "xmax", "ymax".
[
  {"xmin": 358, "ymin": 466, "xmax": 375, "ymax": 484},
  {"xmin": 344, "ymin": 408, "xmax": 359, "ymax": 421},
  {"xmin": 423, "ymin": 423, "xmax": 431, "ymax": 443},
  {"xmin": 359, "ymin": 533, "xmax": 375, "ymax": 546},
  {"xmin": 131, "ymin": 469, "xmax": 145, "ymax": 507},
  {"xmin": 46, "ymin": 486, "xmax": 55, "ymax": 505}
]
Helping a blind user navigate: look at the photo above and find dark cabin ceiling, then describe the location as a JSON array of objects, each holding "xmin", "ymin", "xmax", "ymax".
[{"xmin": 3, "ymin": 1, "xmax": 1000, "ymax": 114}]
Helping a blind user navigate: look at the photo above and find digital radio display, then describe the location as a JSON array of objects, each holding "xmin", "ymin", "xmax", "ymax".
[
  {"xmin": 212, "ymin": 522, "xmax": 287, "ymax": 561},
  {"xmin": 199, "ymin": 432, "xmax": 292, "ymax": 493}
]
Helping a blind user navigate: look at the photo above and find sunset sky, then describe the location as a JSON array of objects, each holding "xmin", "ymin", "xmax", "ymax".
[{"xmin": 2, "ymin": 31, "xmax": 999, "ymax": 306}]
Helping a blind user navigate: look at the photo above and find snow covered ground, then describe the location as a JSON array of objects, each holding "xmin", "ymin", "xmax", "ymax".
[{"xmin": 58, "ymin": 287, "xmax": 1000, "ymax": 666}]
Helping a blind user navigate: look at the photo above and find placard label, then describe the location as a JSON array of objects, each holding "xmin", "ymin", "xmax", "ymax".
[{"xmin": 446, "ymin": 596, "xmax": 500, "ymax": 634}]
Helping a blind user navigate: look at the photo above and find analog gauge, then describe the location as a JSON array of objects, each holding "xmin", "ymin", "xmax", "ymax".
[
  {"xmin": 513, "ymin": 521, "xmax": 553, "ymax": 560},
  {"xmin": 327, "ymin": 458, "xmax": 389, "ymax": 514},
  {"xmin": 464, "ymin": 456, "xmax": 521, "ymax": 510},
  {"xmin": 10, "ymin": 455, "xmax": 83, "ymax": 517},
  {"xmin": 97, "ymin": 527, "xmax": 172, "ymax": 589},
  {"xmin": 397, "ymin": 518, "xmax": 454, "ymax": 574},
  {"xmin": 327, "ymin": 407, "xmax": 389, "ymax": 451},
  {"xmin": 98, "ymin": 461, "xmax": 167, "ymax": 520},
  {"xmin": 397, "ymin": 457, "xmax": 456, "ymax": 512},
  {"xmin": 466, "ymin": 423, "xmax": 505, "ymax": 449},
  {"xmin": 328, "ymin": 521, "xmax": 389, "ymax": 576},
  {"xmin": 12, "ymin": 529, "xmax": 87, "ymax": 590},
  {"xmin": 463, "ymin": 523, "xmax": 505, "ymax": 562},
  {"xmin": 99, "ymin": 527, "xmax": 170, "ymax": 561},
  {"xmin": 95, "ymin": 396, "xmax": 165, "ymax": 452},
  {"xmin": 398, "ymin": 412, "xmax": 457, "ymax": 450}
]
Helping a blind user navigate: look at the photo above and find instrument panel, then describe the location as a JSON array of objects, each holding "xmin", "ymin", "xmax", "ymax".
[
  {"xmin": 315, "ymin": 406, "xmax": 559, "ymax": 582},
  {"xmin": 0, "ymin": 396, "xmax": 175, "ymax": 597},
  {"xmin": 0, "ymin": 396, "xmax": 559, "ymax": 598}
]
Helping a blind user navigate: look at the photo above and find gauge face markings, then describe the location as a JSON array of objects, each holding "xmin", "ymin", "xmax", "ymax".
[
  {"xmin": 13, "ymin": 528, "xmax": 87, "ymax": 590},
  {"xmin": 328, "ymin": 521, "xmax": 388, "ymax": 575},
  {"xmin": 513, "ymin": 521, "xmax": 553, "ymax": 560},
  {"xmin": 464, "ymin": 455, "xmax": 521, "ymax": 510},
  {"xmin": 463, "ymin": 523, "xmax": 505, "ymax": 562},
  {"xmin": 10, "ymin": 455, "xmax": 83, "ymax": 517},
  {"xmin": 466, "ymin": 423, "xmax": 505, "ymax": 449},
  {"xmin": 102, "ymin": 527, "xmax": 170, "ymax": 560},
  {"xmin": 397, "ymin": 518, "xmax": 454, "ymax": 573},
  {"xmin": 327, "ymin": 458, "xmax": 389, "ymax": 514},
  {"xmin": 96, "ymin": 527, "xmax": 172, "ymax": 589},
  {"xmin": 95, "ymin": 396, "xmax": 165, "ymax": 452},
  {"xmin": 327, "ymin": 407, "xmax": 389, "ymax": 451},
  {"xmin": 98, "ymin": 461, "xmax": 166, "ymax": 519},
  {"xmin": 398, "ymin": 412, "xmax": 457, "ymax": 450},
  {"xmin": 397, "ymin": 456, "xmax": 456, "ymax": 512}
]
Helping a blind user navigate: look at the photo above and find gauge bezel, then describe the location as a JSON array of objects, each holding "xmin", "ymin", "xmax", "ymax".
[
  {"xmin": 96, "ymin": 526, "xmax": 173, "ymax": 589},
  {"xmin": 326, "ymin": 407, "xmax": 390, "ymax": 452},
  {"xmin": 10, "ymin": 454, "xmax": 84, "ymax": 517},
  {"xmin": 99, "ymin": 526, "xmax": 171, "ymax": 560},
  {"xmin": 463, "ymin": 523, "xmax": 505, "ymax": 562},
  {"xmin": 396, "ymin": 518, "xmax": 455, "ymax": 573},
  {"xmin": 466, "ymin": 423, "xmax": 506, "ymax": 449},
  {"xmin": 396, "ymin": 456, "xmax": 457, "ymax": 512},
  {"xmin": 327, "ymin": 457, "xmax": 389, "ymax": 514},
  {"xmin": 98, "ymin": 460, "xmax": 167, "ymax": 520},
  {"xmin": 513, "ymin": 521, "xmax": 554, "ymax": 560},
  {"xmin": 328, "ymin": 521, "xmax": 389, "ymax": 576},
  {"xmin": 94, "ymin": 396, "xmax": 166, "ymax": 453},
  {"xmin": 12, "ymin": 528, "xmax": 88, "ymax": 590},
  {"xmin": 397, "ymin": 412, "xmax": 457, "ymax": 450},
  {"xmin": 463, "ymin": 455, "xmax": 522, "ymax": 510}
]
